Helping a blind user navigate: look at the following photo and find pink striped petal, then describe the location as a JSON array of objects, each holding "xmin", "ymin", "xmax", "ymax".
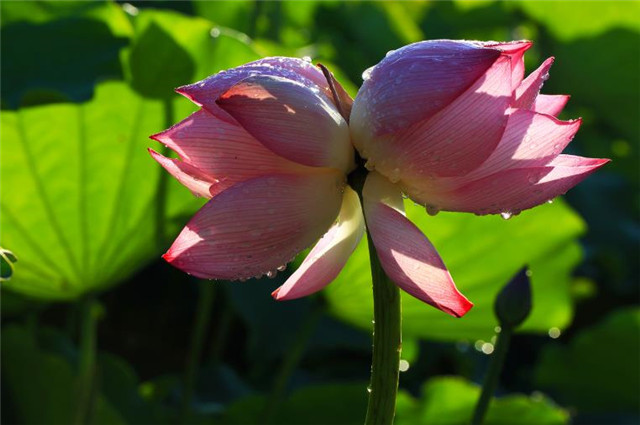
[
  {"xmin": 148, "ymin": 148, "xmax": 216, "ymax": 198},
  {"xmin": 362, "ymin": 172, "xmax": 473, "ymax": 317},
  {"xmin": 164, "ymin": 170, "xmax": 345, "ymax": 280},
  {"xmin": 350, "ymin": 40, "xmax": 500, "ymax": 137},
  {"xmin": 476, "ymin": 40, "xmax": 532, "ymax": 89},
  {"xmin": 427, "ymin": 155, "xmax": 609, "ymax": 215},
  {"xmin": 217, "ymin": 75, "xmax": 353, "ymax": 173},
  {"xmin": 272, "ymin": 186, "xmax": 365, "ymax": 300},
  {"xmin": 468, "ymin": 108, "xmax": 581, "ymax": 179},
  {"xmin": 533, "ymin": 94, "xmax": 570, "ymax": 117},
  {"xmin": 176, "ymin": 57, "xmax": 331, "ymax": 122},
  {"xmin": 151, "ymin": 109, "xmax": 308, "ymax": 197},
  {"xmin": 361, "ymin": 56, "xmax": 512, "ymax": 182},
  {"xmin": 514, "ymin": 57, "xmax": 555, "ymax": 110}
]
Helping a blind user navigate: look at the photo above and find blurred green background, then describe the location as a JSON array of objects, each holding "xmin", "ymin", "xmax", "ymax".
[{"xmin": 1, "ymin": 1, "xmax": 638, "ymax": 424}]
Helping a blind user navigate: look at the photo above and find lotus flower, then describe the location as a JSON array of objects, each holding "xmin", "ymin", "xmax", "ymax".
[
  {"xmin": 150, "ymin": 56, "xmax": 472, "ymax": 317},
  {"xmin": 350, "ymin": 40, "xmax": 609, "ymax": 219}
]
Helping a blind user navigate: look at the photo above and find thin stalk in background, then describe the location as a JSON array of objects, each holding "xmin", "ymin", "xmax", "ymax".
[
  {"xmin": 262, "ymin": 302, "xmax": 324, "ymax": 423},
  {"xmin": 74, "ymin": 295, "xmax": 99, "ymax": 425},
  {"xmin": 470, "ymin": 327, "xmax": 513, "ymax": 425},
  {"xmin": 181, "ymin": 282, "xmax": 216, "ymax": 422}
]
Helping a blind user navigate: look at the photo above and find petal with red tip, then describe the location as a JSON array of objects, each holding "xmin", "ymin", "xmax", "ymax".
[
  {"xmin": 514, "ymin": 57, "xmax": 555, "ymax": 110},
  {"xmin": 176, "ymin": 57, "xmax": 331, "ymax": 122},
  {"xmin": 273, "ymin": 186, "xmax": 364, "ymax": 300},
  {"xmin": 468, "ymin": 108, "xmax": 581, "ymax": 179},
  {"xmin": 363, "ymin": 56, "xmax": 512, "ymax": 182},
  {"xmin": 350, "ymin": 40, "xmax": 501, "ymax": 138},
  {"xmin": 428, "ymin": 155, "xmax": 609, "ymax": 215},
  {"xmin": 362, "ymin": 172, "xmax": 473, "ymax": 317},
  {"xmin": 151, "ymin": 109, "xmax": 307, "ymax": 197},
  {"xmin": 164, "ymin": 170, "xmax": 345, "ymax": 280},
  {"xmin": 217, "ymin": 75, "xmax": 353, "ymax": 173},
  {"xmin": 149, "ymin": 148, "xmax": 216, "ymax": 198},
  {"xmin": 533, "ymin": 94, "xmax": 570, "ymax": 117}
]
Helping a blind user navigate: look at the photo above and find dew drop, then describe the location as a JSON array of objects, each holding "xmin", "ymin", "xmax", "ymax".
[
  {"xmin": 500, "ymin": 211, "xmax": 512, "ymax": 220},
  {"xmin": 362, "ymin": 66, "xmax": 374, "ymax": 81},
  {"xmin": 546, "ymin": 199, "xmax": 554, "ymax": 204},
  {"xmin": 425, "ymin": 205, "xmax": 440, "ymax": 216},
  {"xmin": 277, "ymin": 265, "xmax": 287, "ymax": 272},
  {"xmin": 399, "ymin": 360, "xmax": 410, "ymax": 372},
  {"xmin": 548, "ymin": 327, "xmax": 561, "ymax": 339}
]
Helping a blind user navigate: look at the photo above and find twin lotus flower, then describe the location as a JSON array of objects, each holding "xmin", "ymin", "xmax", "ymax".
[{"xmin": 150, "ymin": 40, "xmax": 608, "ymax": 318}]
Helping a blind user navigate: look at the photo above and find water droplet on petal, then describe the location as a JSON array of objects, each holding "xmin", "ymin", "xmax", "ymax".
[
  {"xmin": 362, "ymin": 66, "xmax": 374, "ymax": 81},
  {"xmin": 425, "ymin": 205, "xmax": 440, "ymax": 216},
  {"xmin": 546, "ymin": 199, "xmax": 554, "ymax": 204},
  {"xmin": 500, "ymin": 211, "xmax": 513, "ymax": 220},
  {"xmin": 277, "ymin": 265, "xmax": 287, "ymax": 272}
]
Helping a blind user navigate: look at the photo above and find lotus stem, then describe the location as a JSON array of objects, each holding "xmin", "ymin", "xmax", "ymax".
[
  {"xmin": 471, "ymin": 326, "xmax": 513, "ymax": 424},
  {"xmin": 363, "ymin": 232, "xmax": 402, "ymax": 425}
]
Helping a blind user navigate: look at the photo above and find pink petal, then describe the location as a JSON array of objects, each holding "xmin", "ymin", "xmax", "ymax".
[
  {"xmin": 217, "ymin": 75, "xmax": 353, "ymax": 173},
  {"xmin": 362, "ymin": 172, "xmax": 473, "ymax": 317},
  {"xmin": 513, "ymin": 57, "xmax": 555, "ymax": 110},
  {"xmin": 150, "ymin": 109, "xmax": 306, "ymax": 197},
  {"xmin": 533, "ymin": 94, "xmax": 570, "ymax": 117},
  {"xmin": 427, "ymin": 155, "xmax": 609, "ymax": 215},
  {"xmin": 272, "ymin": 186, "xmax": 365, "ymax": 300},
  {"xmin": 477, "ymin": 40, "xmax": 533, "ymax": 88},
  {"xmin": 350, "ymin": 40, "xmax": 501, "ymax": 137},
  {"xmin": 468, "ymin": 108, "xmax": 582, "ymax": 179},
  {"xmin": 148, "ymin": 148, "xmax": 216, "ymax": 198},
  {"xmin": 361, "ymin": 56, "xmax": 512, "ymax": 182},
  {"xmin": 176, "ymin": 57, "xmax": 331, "ymax": 122},
  {"xmin": 164, "ymin": 170, "xmax": 345, "ymax": 280}
]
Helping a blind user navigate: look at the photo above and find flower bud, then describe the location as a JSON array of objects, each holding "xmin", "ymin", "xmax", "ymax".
[{"xmin": 494, "ymin": 267, "xmax": 532, "ymax": 328}]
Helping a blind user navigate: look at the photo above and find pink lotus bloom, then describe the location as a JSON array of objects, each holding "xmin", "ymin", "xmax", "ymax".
[
  {"xmin": 150, "ymin": 56, "xmax": 472, "ymax": 318},
  {"xmin": 351, "ymin": 40, "xmax": 609, "ymax": 219}
]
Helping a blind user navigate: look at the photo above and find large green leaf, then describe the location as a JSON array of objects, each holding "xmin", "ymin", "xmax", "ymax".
[
  {"xmin": 1, "ymin": 11, "xmax": 263, "ymax": 300},
  {"xmin": 325, "ymin": 200, "xmax": 585, "ymax": 341},
  {"xmin": 396, "ymin": 376, "xmax": 568, "ymax": 425},
  {"xmin": 535, "ymin": 307, "xmax": 640, "ymax": 413},
  {"xmin": 0, "ymin": 82, "xmax": 200, "ymax": 299}
]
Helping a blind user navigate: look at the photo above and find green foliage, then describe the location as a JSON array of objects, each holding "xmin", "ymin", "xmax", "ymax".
[
  {"xmin": 396, "ymin": 377, "xmax": 568, "ymax": 425},
  {"xmin": 326, "ymin": 200, "xmax": 584, "ymax": 341},
  {"xmin": 535, "ymin": 308, "xmax": 640, "ymax": 413}
]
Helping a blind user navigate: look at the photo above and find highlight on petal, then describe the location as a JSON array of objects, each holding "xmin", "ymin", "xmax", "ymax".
[
  {"xmin": 350, "ymin": 40, "xmax": 501, "ymax": 137},
  {"xmin": 217, "ymin": 75, "xmax": 353, "ymax": 173},
  {"xmin": 148, "ymin": 148, "xmax": 216, "ymax": 198},
  {"xmin": 273, "ymin": 186, "xmax": 365, "ymax": 300},
  {"xmin": 150, "ymin": 109, "xmax": 307, "ymax": 197},
  {"xmin": 362, "ymin": 172, "xmax": 473, "ymax": 317},
  {"xmin": 164, "ymin": 170, "xmax": 345, "ymax": 280},
  {"xmin": 514, "ymin": 57, "xmax": 555, "ymax": 110},
  {"xmin": 533, "ymin": 94, "xmax": 570, "ymax": 117},
  {"xmin": 426, "ymin": 155, "xmax": 609, "ymax": 215},
  {"xmin": 176, "ymin": 57, "xmax": 331, "ymax": 122},
  {"xmin": 468, "ymin": 108, "xmax": 582, "ymax": 179},
  {"xmin": 360, "ymin": 55, "xmax": 512, "ymax": 183}
]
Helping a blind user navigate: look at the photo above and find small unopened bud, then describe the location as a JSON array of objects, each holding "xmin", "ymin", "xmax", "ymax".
[{"xmin": 494, "ymin": 267, "xmax": 532, "ymax": 328}]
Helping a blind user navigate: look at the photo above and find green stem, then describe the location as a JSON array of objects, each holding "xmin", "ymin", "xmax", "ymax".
[
  {"xmin": 263, "ymin": 303, "xmax": 324, "ymax": 423},
  {"xmin": 74, "ymin": 295, "xmax": 99, "ymax": 425},
  {"xmin": 364, "ymin": 232, "xmax": 402, "ymax": 425},
  {"xmin": 181, "ymin": 282, "xmax": 216, "ymax": 422},
  {"xmin": 471, "ymin": 326, "xmax": 513, "ymax": 425},
  {"xmin": 155, "ymin": 98, "xmax": 174, "ymax": 246}
]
